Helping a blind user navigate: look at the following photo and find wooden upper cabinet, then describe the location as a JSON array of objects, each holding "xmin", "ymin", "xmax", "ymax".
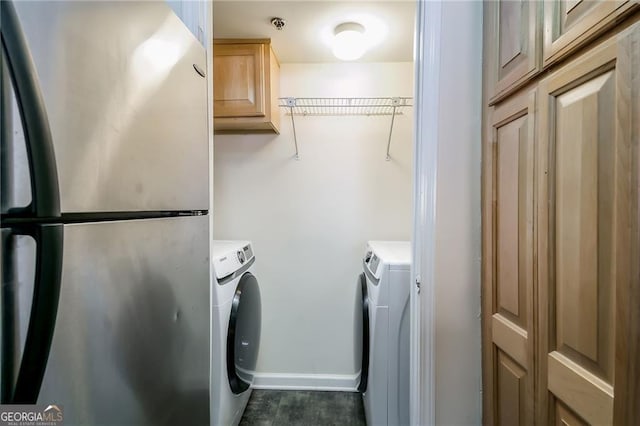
[
  {"xmin": 487, "ymin": 0, "xmax": 540, "ymax": 103},
  {"xmin": 536, "ymin": 23, "xmax": 640, "ymax": 426},
  {"xmin": 543, "ymin": 0, "xmax": 639, "ymax": 67},
  {"xmin": 214, "ymin": 43, "xmax": 266, "ymax": 117},
  {"xmin": 213, "ymin": 39, "xmax": 280, "ymax": 134}
]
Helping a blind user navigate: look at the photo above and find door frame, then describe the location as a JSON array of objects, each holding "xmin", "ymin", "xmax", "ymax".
[
  {"xmin": 409, "ymin": 1, "xmax": 442, "ymax": 424},
  {"xmin": 206, "ymin": 0, "xmax": 482, "ymax": 423},
  {"xmin": 411, "ymin": 1, "xmax": 484, "ymax": 425}
]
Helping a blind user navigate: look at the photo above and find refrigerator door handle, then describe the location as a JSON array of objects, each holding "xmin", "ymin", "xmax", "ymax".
[
  {"xmin": 0, "ymin": 1, "xmax": 60, "ymax": 219},
  {"xmin": 9, "ymin": 225, "xmax": 63, "ymax": 403}
]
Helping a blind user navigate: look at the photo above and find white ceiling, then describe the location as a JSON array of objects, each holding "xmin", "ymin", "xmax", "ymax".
[{"xmin": 212, "ymin": 1, "xmax": 416, "ymax": 63}]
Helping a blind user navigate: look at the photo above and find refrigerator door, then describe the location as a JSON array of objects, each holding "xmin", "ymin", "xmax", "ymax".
[
  {"xmin": 37, "ymin": 216, "xmax": 210, "ymax": 425},
  {"xmin": 13, "ymin": 1, "xmax": 208, "ymax": 214},
  {"xmin": 1, "ymin": 0, "xmax": 60, "ymax": 219},
  {"xmin": 3, "ymin": 5, "xmax": 65, "ymax": 402}
]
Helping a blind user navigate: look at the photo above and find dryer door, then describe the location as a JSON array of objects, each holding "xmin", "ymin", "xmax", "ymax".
[
  {"xmin": 227, "ymin": 272, "xmax": 261, "ymax": 394},
  {"xmin": 354, "ymin": 273, "xmax": 370, "ymax": 393}
]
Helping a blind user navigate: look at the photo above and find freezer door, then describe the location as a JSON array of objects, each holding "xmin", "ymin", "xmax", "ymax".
[
  {"xmin": 37, "ymin": 216, "xmax": 210, "ymax": 425},
  {"xmin": 13, "ymin": 1, "xmax": 208, "ymax": 213},
  {"xmin": 1, "ymin": 230, "xmax": 36, "ymax": 399},
  {"xmin": 1, "ymin": 223, "xmax": 64, "ymax": 404}
]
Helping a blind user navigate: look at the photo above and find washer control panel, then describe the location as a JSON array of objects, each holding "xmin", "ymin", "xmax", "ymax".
[{"xmin": 212, "ymin": 242, "xmax": 254, "ymax": 280}]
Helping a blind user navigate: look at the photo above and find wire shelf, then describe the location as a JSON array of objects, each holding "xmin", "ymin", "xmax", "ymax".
[
  {"xmin": 279, "ymin": 97, "xmax": 413, "ymax": 116},
  {"xmin": 278, "ymin": 97, "xmax": 413, "ymax": 161}
]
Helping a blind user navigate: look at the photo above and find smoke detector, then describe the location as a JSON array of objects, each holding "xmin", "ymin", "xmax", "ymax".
[{"xmin": 271, "ymin": 17, "xmax": 286, "ymax": 30}]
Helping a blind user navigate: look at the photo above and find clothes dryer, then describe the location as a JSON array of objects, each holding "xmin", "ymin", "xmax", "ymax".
[{"xmin": 355, "ymin": 241, "xmax": 411, "ymax": 425}]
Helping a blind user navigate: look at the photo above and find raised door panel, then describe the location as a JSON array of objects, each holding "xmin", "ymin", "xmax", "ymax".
[
  {"xmin": 486, "ymin": 89, "xmax": 536, "ymax": 426},
  {"xmin": 496, "ymin": 350, "xmax": 527, "ymax": 425},
  {"xmin": 554, "ymin": 70, "xmax": 615, "ymax": 380},
  {"xmin": 489, "ymin": 0, "xmax": 539, "ymax": 102},
  {"xmin": 555, "ymin": 401, "xmax": 588, "ymax": 426},
  {"xmin": 543, "ymin": 0, "xmax": 638, "ymax": 67},
  {"xmin": 537, "ymin": 25, "xmax": 639, "ymax": 425},
  {"xmin": 213, "ymin": 43, "xmax": 265, "ymax": 118}
]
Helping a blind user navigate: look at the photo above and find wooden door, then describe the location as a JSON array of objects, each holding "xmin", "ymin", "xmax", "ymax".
[
  {"xmin": 213, "ymin": 42, "xmax": 265, "ymax": 118},
  {"xmin": 483, "ymin": 89, "xmax": 536, "ymax": 426},
  {"xmin": 543, "ymin": 0, "xmax": 638, "ymax": 66},
  {"xmin": 536, "ymin": 26, "xmax": 639, "ymax": 425},
  {"xmin": 487, "ymin": 0, "xmax": 540, "ymax": 102}
]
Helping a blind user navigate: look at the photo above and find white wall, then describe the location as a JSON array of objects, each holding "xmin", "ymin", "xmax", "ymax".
[
  {"xmin": 416, "ymin": 0, "xmax": 483, "ymax": 424},
  {"xmin": 214, "ymin": 62, "xmax": 413, "ymax": 385}
]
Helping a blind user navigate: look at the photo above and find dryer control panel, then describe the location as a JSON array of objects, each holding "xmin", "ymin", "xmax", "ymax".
[
  {"xmin": 364, "ymin": 249, "xmax": 381, "ymax": 278},
  {"xmin": 365, "ymin": 241, "xmax": 410, "ymax": 280}
]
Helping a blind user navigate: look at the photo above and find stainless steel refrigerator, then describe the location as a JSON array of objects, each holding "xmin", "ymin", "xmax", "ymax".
[{"xmin": 1, "ymin": 1, "xmax": 210, "ymax": 424}]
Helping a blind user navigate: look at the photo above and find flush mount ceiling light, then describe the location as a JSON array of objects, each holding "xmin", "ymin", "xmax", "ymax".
[{"xmin": 332, "ymin": 22, "xmax": 367, "ymax": 61}]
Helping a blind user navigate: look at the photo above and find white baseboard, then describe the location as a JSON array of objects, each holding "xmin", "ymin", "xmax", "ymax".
[{"xmin": 251, "ymin": 372, "xmax": 359, "ymax": 392}]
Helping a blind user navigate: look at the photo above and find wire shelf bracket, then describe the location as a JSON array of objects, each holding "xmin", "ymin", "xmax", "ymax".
[
  {"xmin": 279, "ymin": 97, "xmax": 413, "ymax": 160},
  {"xmin": 284, "ymin": 97, "xmax": 300, "ymax": 160}
]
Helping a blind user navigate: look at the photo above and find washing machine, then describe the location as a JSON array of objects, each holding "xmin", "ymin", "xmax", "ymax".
[
  {"xmin": 355, "ymin": 241, "xmax": 411, "ymax": 425},
  {"xmin": 211, "ymin": 241, "xmax": 261, "ymax": 426}
]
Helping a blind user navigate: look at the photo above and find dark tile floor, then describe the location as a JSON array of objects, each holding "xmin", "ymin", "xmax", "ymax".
[{"xmin": 239, "ymin": 390, "xmax": 366, "ymax": 426}]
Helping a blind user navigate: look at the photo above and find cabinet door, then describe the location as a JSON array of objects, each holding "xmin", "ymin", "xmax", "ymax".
[
  {"xmin": 483, "ymin": 89, "xmax": 536, "ymax": 426},
  {"xmin": 166, "ymin": 0, "xmax": 207, "ymax": 46},
  {"xmin": 543, "ymin": 0, "xmax": 638, "ymax": 67},
  {"xmin": 536, "ymin": 25, "xmax": 639, "ymax": 425},
  {"xmin": 487, "ymin": 1, "xmax": 540, "ymax": 102},
  {"xmin": 214, "ymin": 43, "xmax": 265, "ymax": 118}
]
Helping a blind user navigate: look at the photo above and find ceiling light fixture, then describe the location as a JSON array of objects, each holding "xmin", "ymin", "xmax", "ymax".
[{"xmin": 332, "ymin": 22, "xmax": 367, "ymax": 61}]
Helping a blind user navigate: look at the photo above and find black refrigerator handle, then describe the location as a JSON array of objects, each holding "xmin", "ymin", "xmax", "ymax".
[
  {"xmin": 10, "ymin": 225, "xmax": 64, "ymax": 403},
  {"xmin": 1, "ymin": 0, "xmax": 60, "ymax": 218}
]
